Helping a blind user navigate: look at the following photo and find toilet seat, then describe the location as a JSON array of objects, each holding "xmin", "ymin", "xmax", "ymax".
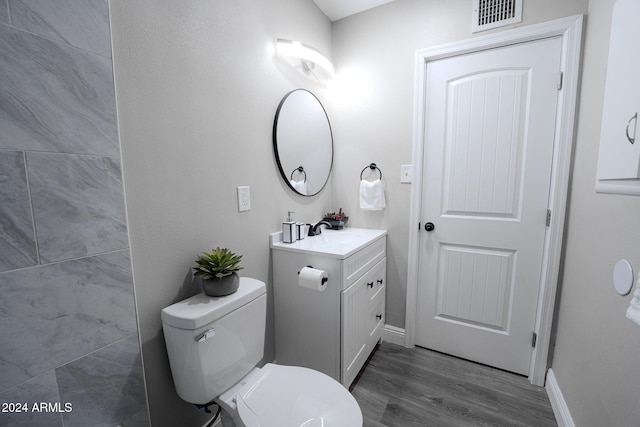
[{"xmin": 236, "ymin": 363, "xmax": 362, "ymax": 427}]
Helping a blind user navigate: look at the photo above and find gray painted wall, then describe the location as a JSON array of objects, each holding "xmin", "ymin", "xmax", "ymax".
[
  {"xmin": 552, "ymin": 0, "xmax": 640, "ymax": 425},
  {"xmin": 109, "ymin": 0, "xmax": 332, "ymax": 425},
  {"xmin": 0, "ymin": 0, "xmax": 148, "ymax": 426}
]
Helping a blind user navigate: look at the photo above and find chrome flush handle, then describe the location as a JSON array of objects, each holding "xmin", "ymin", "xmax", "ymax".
[{"xmin": 195, "ymin": 328, "xmax": 216, "ymax": 343}]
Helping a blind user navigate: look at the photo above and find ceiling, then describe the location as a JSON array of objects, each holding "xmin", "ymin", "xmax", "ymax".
[{"xmin": 312, "ymin": 0, "xmax": 395, "ymax": 21}]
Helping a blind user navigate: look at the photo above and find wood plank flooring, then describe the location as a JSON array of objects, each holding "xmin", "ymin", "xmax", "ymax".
[{"xmin": 350, "ymin": 342, "xmax": 557, "ymax": 427}]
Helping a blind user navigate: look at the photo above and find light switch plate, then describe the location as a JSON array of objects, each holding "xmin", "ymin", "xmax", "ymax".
[
  {"xmin": 237, "ymin": 186, "xmax": 251, "ymax": 211},
  {"xmin": 400, "ymin": 165, "xmax": 412, "ymax": 183}
]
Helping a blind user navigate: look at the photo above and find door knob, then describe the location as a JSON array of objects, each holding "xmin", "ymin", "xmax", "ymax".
[{"xmin": 424, "ymin": 222, "xmax": 435, "ymax": 232}]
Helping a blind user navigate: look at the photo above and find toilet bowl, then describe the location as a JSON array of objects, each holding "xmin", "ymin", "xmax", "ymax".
[
  {"xmin": 161, "ymin": 277, "xmax": 362, "ymax": 426},
  {"xmin": 217, "ymin": 363, "xmax": 362, "ymax": 427}
]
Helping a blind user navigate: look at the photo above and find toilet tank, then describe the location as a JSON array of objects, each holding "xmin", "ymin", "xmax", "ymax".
[{"xmin": 161, "ymin": 277, "xmax": 266, "ymax": 404}]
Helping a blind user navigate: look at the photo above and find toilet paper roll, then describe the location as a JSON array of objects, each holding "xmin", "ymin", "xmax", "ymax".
[{"xmin": 298, "ymin": 267, "xmax": 328, "ymax": 291}]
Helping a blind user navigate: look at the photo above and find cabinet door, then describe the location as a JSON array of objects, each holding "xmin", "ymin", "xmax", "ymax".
[
  {"xmin": 341, "ymin": 258, "xmax": 386, "ymax": 387},
  {"xmin": 597, "ymin": 0, "xmax": 640, "ymax": 180},
  {"xmin": 368, "ymin": 260, "xmax": 386, "ymax": 345}
]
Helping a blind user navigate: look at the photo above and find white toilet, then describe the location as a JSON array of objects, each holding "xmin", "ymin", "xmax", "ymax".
[{"xmin": 161, "ymin": 277, "xmax": 363, "ymax": 427}]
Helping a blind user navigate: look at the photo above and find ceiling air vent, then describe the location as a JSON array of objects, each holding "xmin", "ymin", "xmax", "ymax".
[{"xmin": 472, "ymin": 0, "xmax": 522, "ymax": 33}]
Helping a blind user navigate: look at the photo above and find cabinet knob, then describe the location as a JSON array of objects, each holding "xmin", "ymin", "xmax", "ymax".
[
  {"xmin": 377, "ymin": 279, "xmax": 383, "ymax": 285},
  {"xmin": 367, "ymin": 282, "xmax": 374, "ymax": 288},
  {"xmin": 376, "ymin": 314, "xmax": 383, "ymax": 320}
]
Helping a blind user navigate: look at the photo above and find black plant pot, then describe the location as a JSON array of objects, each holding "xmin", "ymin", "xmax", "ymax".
[
  {"xmin": 324, "ymin": 218, "xmax": 348, "ymax": 229},
  {"xmin": 201, "ymin": 273, "xmax": 240, "ymax": 297}
]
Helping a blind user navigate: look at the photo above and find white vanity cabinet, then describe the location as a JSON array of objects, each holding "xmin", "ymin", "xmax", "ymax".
[{"xmin": 270, "ymin": 228, "xmax": 386, "ymax": 388}]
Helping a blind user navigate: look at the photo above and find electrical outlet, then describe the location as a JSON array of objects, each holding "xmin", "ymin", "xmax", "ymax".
[
  {"xmin": 237, "ymin": 186, "xmax": 251, "ymax": 212},
  {"xmin": 400, "ymin": 165, "xmax": 412, "ymax": 183}
]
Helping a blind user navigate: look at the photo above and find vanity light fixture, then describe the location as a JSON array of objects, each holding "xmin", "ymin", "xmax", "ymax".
[{"xmin": 276, "ymin": 38, "xmax": 335, "ymax": 81}]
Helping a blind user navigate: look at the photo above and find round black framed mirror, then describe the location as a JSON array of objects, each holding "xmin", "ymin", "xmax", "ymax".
[{"xmin": 273, "ymin": 89, "xmax": 333, "ymax": 196}]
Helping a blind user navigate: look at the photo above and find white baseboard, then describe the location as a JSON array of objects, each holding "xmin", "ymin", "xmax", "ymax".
[
  {"xmin": 382, "ymin": 324, "xmax": 405, "ymax": 346},
  {"xmin": 546, "ymin": 368, "xmax": 575, "ymax": 427}
]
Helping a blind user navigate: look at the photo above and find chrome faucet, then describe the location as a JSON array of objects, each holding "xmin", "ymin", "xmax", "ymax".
[{"xmin": 307, "ymin": 220, "xmax": 332, "ymax": 236}]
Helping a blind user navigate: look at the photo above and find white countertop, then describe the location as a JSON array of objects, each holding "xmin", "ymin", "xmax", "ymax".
[{"xmin": 270, "ymin": 227, "xmax": 387, "ymax": 258}]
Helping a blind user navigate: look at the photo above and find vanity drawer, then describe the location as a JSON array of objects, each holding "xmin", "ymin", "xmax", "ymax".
[{"xmin": 343, "ymin": 237, "xmax": 386, "ymax": 289}]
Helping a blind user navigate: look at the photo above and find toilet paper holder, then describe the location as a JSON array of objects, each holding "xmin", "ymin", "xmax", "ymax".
[{"xmin": 298, "ymin": 265, "xmax": 328, "ymax": 284}]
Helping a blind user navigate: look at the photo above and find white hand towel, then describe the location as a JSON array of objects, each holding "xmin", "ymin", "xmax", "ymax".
[
  {"xmin": 290, "ymin": 179, "xmax": 307, "ymax": 195},
  {"xmin": 626, "ymin": 282, "xmax": 640, "ymax": 326},
  {"xmin": 360, "ymin": 179, "xmax": 386, "ymax": 210}
]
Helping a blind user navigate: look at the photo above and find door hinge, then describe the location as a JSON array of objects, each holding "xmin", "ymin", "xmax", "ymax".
[
  {"xmin": 557, "ymin": 71, "xmax": 563, "ymax": 90},
  {"xmin": 532, "ymin": 332, "xmax": 537, "ymax": 348},
  {"xmin": 546, "ymin": 209, "xmax": 552, "ymax": 227}
]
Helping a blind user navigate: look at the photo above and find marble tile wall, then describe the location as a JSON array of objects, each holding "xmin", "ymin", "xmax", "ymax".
[
  {"xmin": 10, "ymin": 0, "xmax": 112, "ymax": 57},
  {"xmin": 0, "ymin": 371, "xmax": 64, "ymax": 427},
  {"xmin": 0, "ymin": 23, "xmax": 119, "ymax": 155},
  {"xmin": 56, "ymin": 335, "xmax": 146, "ymax": 426},
  {"xmin": 0, "ymin": 1, "xmax": 149, "ymax": 426},
  {"xmin": 0, "ymin": 1, "xmax": 8, "ymax": 24},
  {"xmin": 0, "ymin": 151, "xmax": 38, "ymax": 271},
  {"xmin": 0, "ymin": 250, "xmax": 138, "ymax": 390},
  {"xmin": 27, "ymin": 153, "xmax": 128, "ymax": 263}
]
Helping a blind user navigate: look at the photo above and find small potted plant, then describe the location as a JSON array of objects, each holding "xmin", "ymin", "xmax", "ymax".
[
  {"xmin": 323, "ymin": 208, "xmax": 349, "ymax": 229},
  {"xmin": 193, "ymin": 247, "xmax": 243, "ymax": 297}
]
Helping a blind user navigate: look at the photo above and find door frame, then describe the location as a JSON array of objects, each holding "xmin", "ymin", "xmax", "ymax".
[{"xmin": 405, "ymin": 15, "xmax": 583, "ymax": 386}]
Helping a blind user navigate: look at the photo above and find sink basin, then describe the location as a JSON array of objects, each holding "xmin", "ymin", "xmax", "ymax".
[
  {"xmin": 314, "ymin": 231, "xmax": 361, "ymax": 245},
  {"xmin": 270, "ymin": 228, "xmax": 387, "ymax": 258}
]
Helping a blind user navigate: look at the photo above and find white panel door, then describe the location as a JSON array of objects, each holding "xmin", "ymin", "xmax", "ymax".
[{"xmin": 415, "ymin": 37, "xmax": 562, "ymax": 375}]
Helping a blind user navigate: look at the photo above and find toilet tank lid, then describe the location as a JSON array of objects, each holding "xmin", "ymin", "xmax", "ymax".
[{"xmin": 161, "ymin": 277, "xmax": 266, "ymax": 330}]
